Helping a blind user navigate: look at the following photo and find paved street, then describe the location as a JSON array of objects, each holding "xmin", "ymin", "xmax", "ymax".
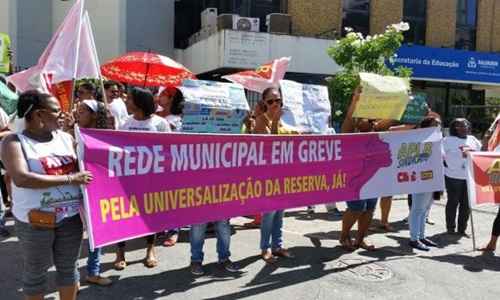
[{"xmin": 1, "ymin": 198, "xmax": 499, "ymax": 300}]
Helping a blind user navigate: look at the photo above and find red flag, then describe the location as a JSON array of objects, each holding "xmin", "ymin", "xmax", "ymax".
[{"xmin": 222, "ymin": 57, "xmax": 291, "ymax": 93}]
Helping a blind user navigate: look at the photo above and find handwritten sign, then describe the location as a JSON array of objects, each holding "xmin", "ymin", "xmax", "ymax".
[
  {"xmin": 280, "ymin": 80, "xmax": 331, "ymax": 133},
  {"xmin": 353, "ymin": 72, "xmax": 410, "ymax": 120}
]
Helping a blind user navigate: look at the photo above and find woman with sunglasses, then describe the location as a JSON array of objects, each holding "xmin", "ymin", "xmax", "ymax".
[
  {"xmin": 443, "ymin": 118, "xmax": 481, "ymax": 236},
  {"xmin": 1, "ymin": 90, "xmax": 93, "ymax": 300},
  {"xmin": 254, "ymin": 87, "xmax": 295, "ymax": 263}
]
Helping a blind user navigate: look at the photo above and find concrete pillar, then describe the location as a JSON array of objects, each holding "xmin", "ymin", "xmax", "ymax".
[
  {"xmin": 370, "ymin": 0, "xmax": 403, "ymax": 35},
  {"xmin": 287, "ymin": 0, "xmax": 342, "ymax": 38},
  {"xmin": 426, "ymin": 0, "xmax": 457, "ymax": 48}
]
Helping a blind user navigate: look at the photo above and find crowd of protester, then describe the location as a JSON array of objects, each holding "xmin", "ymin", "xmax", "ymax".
[{"xmin": 0, "ymin": 77, "xmax": 499, "ymax": 300}]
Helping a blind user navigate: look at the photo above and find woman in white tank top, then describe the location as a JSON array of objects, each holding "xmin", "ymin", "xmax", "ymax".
[{"xmin": 1, "ymin": 90, "xmax": 93, "ymax": 300}]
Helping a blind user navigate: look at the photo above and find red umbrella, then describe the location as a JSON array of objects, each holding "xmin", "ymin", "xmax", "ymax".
[{"xmin": 101, "ymin": 51, "xmax": 196, "ymax": 87}]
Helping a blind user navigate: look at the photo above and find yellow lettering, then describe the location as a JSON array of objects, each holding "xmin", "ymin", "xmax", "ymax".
[
  {"xmin": 179, "ymin": 189, "xmax": 187, "ymax": 208},
  {"xmin": 129, "ymin": 195, "xmax": 140, "ymax": 217},
  {"xmin": 100, "ymin": 199, "xmax": 110, "ymax": 223},
  {"xmin": 144, "ymin": 193, "xmax": 154, "ymax": 214},
  {"xmin": 229, "ymin": 184, "xmax": 238, "ymax": 202},
  {"xmin": 110, "ymin": 197, "xmax": 120, "ymax": 221},
  {"xmin": 265, "ymin": 179, "xmax": 274, "ymax": 196},
  {"xmin": 272, "ymin": 179, "xmax": 281, "ymax": 195},
  {"xmin": 203, "ymin": 187, "xmax": 212, "ymax": 205},
  {"xmin": 187, "ymin": 188, "xmax": 195, "ymax": 207},
  {"xmin": 284, "ymin": 178, "xmax": 290, "ymax": 194},
  {"xmin": 154, "ymin": 192, "xmax": 164, "ymax": 213},
  {"xmin": 168, "ymin": 190, "xmax": 178, "ymax": 209},
  {"xmin": 195, "ymin": 187, "xmax": 203, "ymax": 206}
]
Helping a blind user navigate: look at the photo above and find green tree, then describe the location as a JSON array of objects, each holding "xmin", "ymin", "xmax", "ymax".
[{"xmin": 327, "ymin": 23, "xmax": 412, "ymax": 124}]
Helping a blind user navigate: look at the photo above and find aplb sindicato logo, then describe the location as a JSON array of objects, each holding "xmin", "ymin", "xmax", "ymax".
[
  {"xmin": 487, "ymin": 159, "xmax": 500, "ymax": 185},
  {"xmin": 397, "ymin": 142, "xmax": 433, "ymax": 168},
  {"xmin": 467, "ymin": 57, "xmax": 477, "ymax": 69}
]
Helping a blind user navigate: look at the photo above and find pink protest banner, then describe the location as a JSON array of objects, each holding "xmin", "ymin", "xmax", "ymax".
[
  {"xmin": 466, "ymin": 152, "xmax": 500, "ymax": 206},
  {"xmin": 77, "ymin": 128, "xmax": 444, "ymax": 249}
]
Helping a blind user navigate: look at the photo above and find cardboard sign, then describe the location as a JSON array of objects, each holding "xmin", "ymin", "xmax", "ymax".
[
  {"xmin": 353, "ymin": 72, "xmax": 410, "ymax": 120},
  {"xmin": 0, "ymin": 33, "xmax": 11, "ymax": 74},
  {"xmin": 280, "ymin": 80, "xmax": 331, "ymax": 133},
  {"xmin": 466, "ymin": 152, "xmax": 500, "ymax": 206},
  {"xmin": 179, "ymin": 80, "xmax": 250, "ymax": 133},
  {"xmin": 400, "ymin": 93, "xmax": 430, "ymax": 124}
]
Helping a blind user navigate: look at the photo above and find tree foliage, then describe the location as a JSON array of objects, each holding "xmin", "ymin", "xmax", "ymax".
[{"xmin": 327, "ymin": 23, "xmax": 412, "ymax": 123}]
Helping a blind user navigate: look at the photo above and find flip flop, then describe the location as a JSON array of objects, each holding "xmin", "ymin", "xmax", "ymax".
[
  {"xmin": 478, "ymin": 245, "xmax": 496, "ymax": 252},
  {"xmin": 113, "ymin": 260, "xmax": 126, "ymax": 271},
  {"xmin": 163, "ymin": 234, "xmax": 178, "ymax": 247},
  {"xmin": 243, "ymin": 221, "xmax": 261, "ymax": 228},
  {"xmin": 355, "ymin": 241, "xmax": 376, "ymax": 251},
  {"xmin": 144, "ymin": 258, "xmax": 159, "ymax": 268},
  {"xmin": 261, "ymin": 250, "xmax": 276, "ymax": 264},
  {"xmin": 339, "ymin": 238, "xmax": 356, "ymax": 251}
]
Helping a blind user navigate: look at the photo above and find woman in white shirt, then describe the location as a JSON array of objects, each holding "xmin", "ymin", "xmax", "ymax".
[
  {"xmin": 2, "ymin": 90, "xmax": 93, "ymax": 299},
  {"xmin": 156, "ymin": 87, "xmax": 183, "ymax": 131},
  {"xmin": 115, "ymin": 87, "xmax": 170, "ymax": 270},
  {"xmin": 442, "ymin": 118, "xmax": 481, "ymax": 236}
]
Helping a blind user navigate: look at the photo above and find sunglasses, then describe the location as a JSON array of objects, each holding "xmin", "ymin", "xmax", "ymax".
[
  {"xmin": 39, "ymin": 108, "xmax": 63, "ymax": 118},
  {"xmin": 265, "ymin": 98, "xmax": 282, "ymax": 105}
]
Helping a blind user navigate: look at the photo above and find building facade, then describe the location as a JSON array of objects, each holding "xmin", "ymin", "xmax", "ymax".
[
  {"xmin": 1, "ymin": 0, "xmax": 499, "ymax": 128},
  {"xmin": 279, "ymin": 0, "xmax": 500, "ymax": 128},
  {"xmin": 0, "ymin": 0, "xmax": 175, "ymax": 70}
]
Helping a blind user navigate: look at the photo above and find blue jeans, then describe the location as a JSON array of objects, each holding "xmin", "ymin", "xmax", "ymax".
[
  {"xmin": 190, "ymin": 220, "xmax": 231, "ymax": 263},
  {"xmin": 409, "ymin": 192, "xmax": 434, "ymax": 241},
  {"xmin": 260, "ymin": 210, "xmax": 284, "ymax": 251},
  {"xmin": 86, "ymin": 245, "xmax": 101, "ymax": 276}
]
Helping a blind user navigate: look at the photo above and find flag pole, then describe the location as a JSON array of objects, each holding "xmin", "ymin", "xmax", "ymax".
[
  {"xmin": 470, "ymin": 210, "xmax": 477, "ymax": 250},
  {"xmin": 69, "ymin": 0, "xmax": 85, "ymax": 112},
  {"xmin": 84, "ymin": 12, "xmax": 108, "ymax": 107}
]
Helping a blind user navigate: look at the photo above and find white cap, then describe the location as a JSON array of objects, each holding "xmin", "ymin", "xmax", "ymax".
[{"xmin": 82, "ymin": 99, "xmax": 99, "ymax": 112}]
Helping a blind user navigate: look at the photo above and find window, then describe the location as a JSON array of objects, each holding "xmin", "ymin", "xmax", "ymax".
[
  {"xmin": 342, "ymin": 0, "xmax": 370, "ymax": 37},
  {"xmin": 403, "ymin": 0, "xmax": 426, "ymax": 45},
  {"xmin": 455, "ymin": 0, "xmax": 477, "ymax": 50}
]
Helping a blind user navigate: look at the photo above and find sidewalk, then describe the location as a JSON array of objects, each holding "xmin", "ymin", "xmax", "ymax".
[{"xmin": 0, "ymin": 198, "xmax": 498, "ymax": 300}]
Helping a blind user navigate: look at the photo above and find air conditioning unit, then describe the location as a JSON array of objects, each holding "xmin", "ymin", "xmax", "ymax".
[
  {"xmin": 266, "ymin": 13, "xmax": 291, "ymax": 34},
  {"xmin": 188, "ymin": 31, "xmax": 201, "ymax": 46},
  {"xmin": 233, "ymin": 16, "xmax": 260, "ymax": 32},
  {"xmin": 218, "ymin": 14, "xmax": 236, "ymax": 31},
  {"xmin": 201, "ymin": 7, "xmax": 218, "ymax": 28},
  {"xmin": 199, "ymin": 25, "xmax": 216, "ymax": 40}
]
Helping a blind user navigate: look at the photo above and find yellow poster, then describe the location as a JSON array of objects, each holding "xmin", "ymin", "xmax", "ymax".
[
  {"xmin": 0, "ymin": 33, "xmax": 11, "ymax": 74},
  {"xmin": 353, "ymin": 72, "xmax": 410, "ymax": 120}
]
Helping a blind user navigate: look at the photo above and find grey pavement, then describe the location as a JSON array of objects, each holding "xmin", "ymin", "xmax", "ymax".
[{"xmin": 1, "ymin": 198, "xmax": 499, "ymax": 300}]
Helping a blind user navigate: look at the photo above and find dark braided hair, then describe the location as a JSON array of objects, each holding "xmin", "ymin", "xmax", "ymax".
[
  {"xmin": 95, "ymin": 101, "xmax": 109, "ymax": 129},
  {"xmin": 17, "ymin": 90, "xmax": 52, "ymax": 121}
]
